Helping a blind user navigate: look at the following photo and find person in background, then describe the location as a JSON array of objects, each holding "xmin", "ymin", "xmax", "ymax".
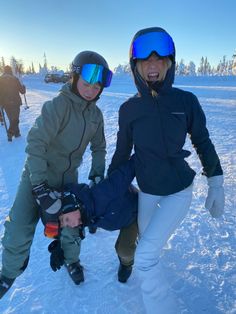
[
  {"xmin": 108, "ymin": 27, "xmax": 225, "ymax": 313},
  {"xmin": 0, "ymin": 51, "xmax": 116, "ymax": 298},
  {"xmin": 0, "ymin": 65, "xmax": 26, "ymax": 141}
]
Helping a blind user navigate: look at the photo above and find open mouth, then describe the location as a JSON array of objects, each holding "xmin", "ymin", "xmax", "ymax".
[{"xmin": 147, "ymin": 72, "xmax": 159, "ymax": 81}]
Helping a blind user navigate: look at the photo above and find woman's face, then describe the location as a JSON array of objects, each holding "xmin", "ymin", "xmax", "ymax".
[
  {"xmin": 77, "ymin": 77, "xmax": 102, "ymax": 101},
  {"xmin": 137, "ymin": 53, "xmax": 170, "ymax": 83}
]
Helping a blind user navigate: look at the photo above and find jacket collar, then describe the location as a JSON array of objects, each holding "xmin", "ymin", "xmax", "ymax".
[{"xmin": 60, "ymin": 83, "xmax": 98, "ymax": 110}]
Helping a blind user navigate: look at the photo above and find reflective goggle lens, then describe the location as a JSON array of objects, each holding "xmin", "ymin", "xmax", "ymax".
[
  {"xmin": 80, "ymin": 64, "xmax": 112, "ymax": 87},
  {"xmin": 132, "ymin": 32, "xmax": 175, "ymax": 59}
]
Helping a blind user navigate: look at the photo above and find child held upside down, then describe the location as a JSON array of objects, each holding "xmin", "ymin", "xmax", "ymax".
[{"xmin": 42, "ymin": 157, "xmax": 138, "ymax": 273}]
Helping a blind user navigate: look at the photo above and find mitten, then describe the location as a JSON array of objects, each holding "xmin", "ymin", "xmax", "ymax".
[
  {"xmin": 48, "ymin": 239, "xmax": 64, "ymax": 271},
  {"xmin": 205, "ymin": 175, "xmax": 225, "ymax": 218},
  {"xmin": 33, "ymin": 183, "xmax": 62, "ymax": 237}
]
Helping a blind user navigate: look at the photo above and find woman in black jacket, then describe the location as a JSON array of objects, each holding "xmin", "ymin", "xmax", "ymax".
[{"xmin": 108, "ymin": 27, "xmax": 225, "ymax": 313}]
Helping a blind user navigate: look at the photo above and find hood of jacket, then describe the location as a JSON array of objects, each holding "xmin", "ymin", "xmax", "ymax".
[{"xmin": 130, "ymin": 27, "xmax": 176, "ymax": 96}]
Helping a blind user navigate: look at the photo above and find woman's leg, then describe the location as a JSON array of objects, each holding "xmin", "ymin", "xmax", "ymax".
[
  {"xmin": 137, "ymin": 191, "xmax": 161, "ymax": 237},
  {"xmin": 135, "ymin": 185, "xmax": 193, "ymax": 314},
  {"xmin": 115, "ymin": 221, "xmax": 138, "ymax": 266}
]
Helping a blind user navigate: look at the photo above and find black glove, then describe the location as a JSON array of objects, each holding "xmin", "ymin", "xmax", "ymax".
[
  {"xmin": 48, "ymin": 239, "xmax": 64, "ymax": 272},
  {"xmin": 33, "ymin": 183, "xmax": 62, "ymax": 238},
  {"xmin": 32, "ymin": 182, "xmax": 62, "ymax": 224}
]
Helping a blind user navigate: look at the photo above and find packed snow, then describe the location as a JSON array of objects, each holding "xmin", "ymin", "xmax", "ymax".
[{"xmin": 0, "ymin": 75, "xmax": 235, "ymax": 314}]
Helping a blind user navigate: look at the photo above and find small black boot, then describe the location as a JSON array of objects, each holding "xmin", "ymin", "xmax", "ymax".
[
  {"xmin": 64, "ymin": 261, "xmax": 84, "ymax": 285},
  {"xmin": 0, "ymin": 272, "xmax": 15, "ymax": 299},
  {"xmin": 118, "ymin": 262, "xmax": 133, "ymax": 283}
]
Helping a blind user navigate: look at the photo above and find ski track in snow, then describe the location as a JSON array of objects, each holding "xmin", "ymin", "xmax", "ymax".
[{"xmin": 0, "ymin": 76, "xmax": 236, "ymax": 314}]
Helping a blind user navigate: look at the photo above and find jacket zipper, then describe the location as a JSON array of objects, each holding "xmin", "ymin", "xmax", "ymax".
[{"xmin": 60, "ymin": 104, "xmax": 89, "ymax": 190}]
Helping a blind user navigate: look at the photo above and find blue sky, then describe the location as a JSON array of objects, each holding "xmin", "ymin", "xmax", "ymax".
[{"xmin": 0, "ymin": 0, "xmax": 235, "ymax": 72}]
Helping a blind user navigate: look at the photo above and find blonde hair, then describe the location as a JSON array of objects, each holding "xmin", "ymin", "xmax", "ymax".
[
  {"xmin": 166, "ymin": 58, "xmax": 172, "ymax": 69},
  {"xmin": 136, "ymin": 57, "xmax": 172, "ymax": 97},
  {"xmin": 136, "ymin": 57, "xmax": 172, "ymax": 79}
]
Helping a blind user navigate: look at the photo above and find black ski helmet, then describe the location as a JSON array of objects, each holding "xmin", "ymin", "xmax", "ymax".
[
  {"xmin": 72, "ymin": 50, "xmax": 109, "ymax": 71},
  {"xmin": 71, "ymin": 50, "xmax": 110, "ymax": 98}
]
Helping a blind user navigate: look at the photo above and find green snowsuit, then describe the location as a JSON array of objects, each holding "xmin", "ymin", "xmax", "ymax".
[{"xmin": 2, "ymin": 83, "xmax": 107, "ymax": 278}]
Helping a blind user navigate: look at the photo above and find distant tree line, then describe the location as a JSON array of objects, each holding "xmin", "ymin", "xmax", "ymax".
[
  {"xmin": 0, "ymin": 53, "xmax": 49, "ymax": 75},
  {"xmin": 175, "ymin": 55, "xmax": 236, "ymax": 76},
  {"xmin": 114, "ymin": 52, "xmax": 236, "ymax": 76},
  {"xmin": 0, "ymin": 56, "xmax": 25, "ymax": 76},
  {"xmin": 1, "ymin": 52, "xmax": 236, "ymax": 76}
]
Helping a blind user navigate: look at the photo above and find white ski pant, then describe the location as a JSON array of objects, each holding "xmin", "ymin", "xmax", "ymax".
[{"xmin": 135, "ymin": 184, "xmax": 193, "ymax": 314}]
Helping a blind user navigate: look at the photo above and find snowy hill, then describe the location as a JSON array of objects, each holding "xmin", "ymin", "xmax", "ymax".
[{"xmin": 0, "ymin": 75, "xmax": 235, "ymax": 314}]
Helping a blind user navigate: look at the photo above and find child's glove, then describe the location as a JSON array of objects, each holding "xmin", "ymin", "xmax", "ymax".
[
  {"xmin": 205, "ymin": 175, "xmax": 225, "ymax": 218},
  {"xmin": 48, "ymin": 239, "xmax": 64, "ymax": 271},
  {"xmin": 33, "ymin": 183, "xmax": 62, "ymax": 237},
  {"xmin": 32, "ymin": 182, "xmax": 62, "ymax": 220}
]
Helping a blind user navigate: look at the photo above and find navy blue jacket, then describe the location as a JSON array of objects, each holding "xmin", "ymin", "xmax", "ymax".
[
  {"xmin": 108, "ymin": 28, "xmax": 222, "ymax": 196},
  {"xmin": 66, "ymin": 158, "xmax": 137, "ymax": 231}
]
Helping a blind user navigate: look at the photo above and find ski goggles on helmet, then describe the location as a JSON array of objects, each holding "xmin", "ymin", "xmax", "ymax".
[
  {"xmin": 72, "ymin": 63, "xmax": 113, "ymax": 87},
  {"xmin": 131, "ymin": 31, "xmax": 175, "ymax": 60}
]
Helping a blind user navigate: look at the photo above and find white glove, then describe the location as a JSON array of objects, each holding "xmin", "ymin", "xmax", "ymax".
[
  {"xmin": 205, "ymin": 175, "xmax": 225, "ymax": 218},
  {"xmin": 89, "ymin": 176, "xmax": 102, "ymax": 188}
]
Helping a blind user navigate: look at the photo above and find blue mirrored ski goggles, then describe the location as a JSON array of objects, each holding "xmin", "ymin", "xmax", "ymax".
[
  {"xmin": 131, "ymin": 31, "xmax": 175, "ymax": 59},
  {"xmin": 72, "ymin": 63, "xmax": 113, "ymax": 87}
]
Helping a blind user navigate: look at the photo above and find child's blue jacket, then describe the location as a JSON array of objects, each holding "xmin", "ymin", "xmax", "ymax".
[{"xmin": 66, "ymin": 157, "xmax": 138, "ymax": 231}]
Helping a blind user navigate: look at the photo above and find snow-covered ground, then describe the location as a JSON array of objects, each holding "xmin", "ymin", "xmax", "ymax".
[{"xmin": 0, "ymin": 75, "xmax": 235, "ymax": 314}]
